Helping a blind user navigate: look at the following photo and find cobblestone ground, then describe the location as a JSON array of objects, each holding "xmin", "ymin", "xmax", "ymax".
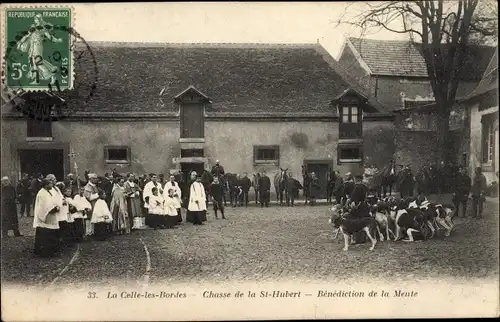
[{"xmin": 2, "ymin": 195, "xmax": 498, "ymax": 287}]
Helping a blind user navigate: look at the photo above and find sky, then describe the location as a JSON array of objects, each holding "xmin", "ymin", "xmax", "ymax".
[{"xmin": 69, "ymin": 2, "xmax": 409, "ymax": 58}]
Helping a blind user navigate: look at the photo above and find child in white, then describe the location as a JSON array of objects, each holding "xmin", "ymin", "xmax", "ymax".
[
  {"xmin": 148, "ymin": 187, "xmax": 165, "ymax": 229},
  {"xmin": 73, "ymin": 188, "xmax": 92, "ymax": 242},
  {"xmin": 91, "ymin": 191, "xmax": 113, "ymax": 240},
  {"xmin": 163, "ymin": 188, "xmax": 179, "ymax": 228}
]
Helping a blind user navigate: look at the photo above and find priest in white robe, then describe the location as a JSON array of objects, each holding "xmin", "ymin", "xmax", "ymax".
[
  {"xmin": 33, "ymin": 177, "xmax": 62, "ymax": 257},
  {"xmin": 164, "ymin": 175, "xmax": 182, "ymax": 223},
  {"xmin": 187, "ymin": 175, "xmax": 207, "ymax": 225}
]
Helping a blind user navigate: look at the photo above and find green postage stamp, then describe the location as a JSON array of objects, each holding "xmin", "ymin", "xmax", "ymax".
[{"xmin": 3, "ymin": 7, "xmax": 74, "ymax": 91}]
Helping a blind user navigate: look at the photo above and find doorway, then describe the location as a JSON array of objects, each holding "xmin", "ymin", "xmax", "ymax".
[
  {"xmin": 180, "ymin": 162, "xmax": 205, "ymax": 183},
  {"xmin": 304, "ymin": 160, "xmax": 332, "ymax": 199},
  {"xmin": 19, "ymin": 149, "xmax": 65, "ymax": 181}
]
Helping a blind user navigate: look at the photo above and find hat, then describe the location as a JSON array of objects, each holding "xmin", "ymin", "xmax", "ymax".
[
  {"xmin": 45, "ymin": 174, "xmax": 56, "ymax": 181},
  {"xmin": 88, "ymin": 173, "xmax": 98, "ymax": 179},
  {"xmin": 216, "ymin": 160, "xmax": 220, "ymax": 163},
  {"xmin": 1, "ymin": 176, "xmax": 9, "ymax": 181},
  {"xmin": 345, "ymin": 172, "xmax": 352, "ymax": 177}
]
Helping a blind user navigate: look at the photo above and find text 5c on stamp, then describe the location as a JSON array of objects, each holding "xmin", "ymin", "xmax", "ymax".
[{"xmin": 4, "ymin": 8, "xmax": 74, "ymax": 91}]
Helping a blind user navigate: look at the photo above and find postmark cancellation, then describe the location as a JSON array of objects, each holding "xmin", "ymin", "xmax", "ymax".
[{"xmin": 2, "ymin": 6, "xmax": 74, "ymax": 92}]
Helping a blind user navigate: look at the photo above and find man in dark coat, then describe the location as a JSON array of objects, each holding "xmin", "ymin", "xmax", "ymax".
[
  {"xmin": 285, "ymin": 172, "xmax": 299, "ymax": 207},
  {"xmin": 452, "ymin": 167, "xmax": 471, "ymax": 218},
  {"xmin": 343, "ymin": 172, "xmax": 355, "ymax": 200},
  {"xmin": 29, "ymin": 173, "xmax": 44, "ymax": 214},
  {"xmin": 349, "ymin": 175, "xmax": 370, "ymax": 244},
  {"xmin": 17, "ymin": 173, "xmax": 32, "ymax": 217},
  {"xmin": 211, "ymin": 160, "xmax": 225, "ymax": 180},
  {"xmin": 2, "ymin": 176, "xmax": 22, "ymax": 238},
  {"xmin": 399, "ymin": 166, "xmax": 415, "ymax": 198},
  {"xmin": 100, "ymin": 173, "xmax": 114, "ymax": 207},
  {"xmin": 471, "ymin": 167, "xmax": 487, "ymax": 219},
  {"xmin": 309, "ymin": 172, "xmax": 321, "ymax": 206},
  {"xmin": 210, "ymin": 177, "xmax": 226, "ymax": 219},
  {"xmin": 258, "ymin": 170, "xmax": 271, "ymax": 208},
  {"xmin": 240, "ymin": 172, "xmax": 252, "ymax": 207}
]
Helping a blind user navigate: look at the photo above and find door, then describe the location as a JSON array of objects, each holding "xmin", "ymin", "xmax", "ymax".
[
  {"xmin": 305, "ymin": 163, "xmax": 330, "ymax": 199},
  {"xmin": 19, "ymin": 149, "xmax": 64, "ymax": 180},
  {"xmin": 180, "ymin": 162, "xmax": 205, "ymax": 183},
  {"xmin": 180, "ymin": 103, "xmax": 204, "ymax": 138}
]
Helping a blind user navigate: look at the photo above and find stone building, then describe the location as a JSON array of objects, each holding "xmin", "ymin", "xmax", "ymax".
[
  {"xmin": 460, "ymin": 48, "xmax": 499, "ymax": 184},
  {"xmin": 1, "ymin": 42, "xmax": 394, "ymax": 198},
  {"xmin": 337, "ymin": 37, "xmax": 496, "ymax": 171}
]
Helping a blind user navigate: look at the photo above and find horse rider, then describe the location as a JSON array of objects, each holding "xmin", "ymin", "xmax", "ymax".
[{"xmin": 211, "ymin": 160, "xmax": 225, "ymax": 181}]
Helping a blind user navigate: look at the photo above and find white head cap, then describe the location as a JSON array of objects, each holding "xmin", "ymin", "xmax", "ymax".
[
  {"xmin": 88, "ymin": 173, "xmax": 98, "ymax": 179},
  {"xmin": 1, "ymin": 176, "xmax": 9, "ymax": 181},
  {"xmin": 45, "ymin": 174, "xmax": 56, "ymax": 181}
]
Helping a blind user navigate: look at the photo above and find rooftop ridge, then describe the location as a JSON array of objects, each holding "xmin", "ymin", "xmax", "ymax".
[
  {"xmin": 348, "ymin": 36, "xmax": 497, "ymax": 49},
  {"xmin": 77, "ymin": 41, "xmax": 319, "ymax": 49}
]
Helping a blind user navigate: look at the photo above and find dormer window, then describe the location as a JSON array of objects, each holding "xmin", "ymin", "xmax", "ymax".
[{"xmin": 340, "ymin": 106, "xmax": 362, "ymax": 123}]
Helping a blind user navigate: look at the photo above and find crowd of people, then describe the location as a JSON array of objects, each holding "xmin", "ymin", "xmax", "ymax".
[{"xmin": 1, "ymin": 159, "xmax": 496, "ymax": 256}]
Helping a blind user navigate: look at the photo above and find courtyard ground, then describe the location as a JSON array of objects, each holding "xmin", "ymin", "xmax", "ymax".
[{"xmin": 2, "ymin": 194, "xmax": 498, "ymax": 288}]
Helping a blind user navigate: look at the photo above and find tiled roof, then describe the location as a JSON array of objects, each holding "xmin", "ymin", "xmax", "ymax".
[
  {"xmin": 462, "ymin": 47, "xmax": 498, "ymax": 100},
  {"xmin": 348, "ymin": 37, "xmax": 496, "ymax": 80},
  {"xmin": 55, "ymin": 42, "xmax": 386, "ymax": 114}
]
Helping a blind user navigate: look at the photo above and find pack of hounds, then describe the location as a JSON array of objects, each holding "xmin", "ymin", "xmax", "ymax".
[{"xmin": 328, "ymin": 195, "xmax": 456, "ymax": 252}]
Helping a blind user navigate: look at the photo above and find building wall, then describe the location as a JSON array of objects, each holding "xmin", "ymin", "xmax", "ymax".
[
  {"xmin": 374, "ymin": 76, "xmax": 434, "ymax": 110},
  {"xmin": 469, "ymin": 103, "xmax": 499, "ymax": 183},
  {"xmin": 1, "ymin": 118, "xmax": 395, "ymax": 189}
]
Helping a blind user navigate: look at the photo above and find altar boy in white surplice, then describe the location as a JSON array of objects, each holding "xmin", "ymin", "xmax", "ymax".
[
  {"xmin": 91, "ymin": 191, "xmax": 113, "ymax": 241},
  {"xmin": 163, "ymin": 188, "xmax": 180, "ymax": 228},
  {"xmin": 187, "ymin": 175, "xmax": 207, "ymax": 225},
  {"xmin": 164, "ymin": 175, "xmax": 182, "ymax": 224}
]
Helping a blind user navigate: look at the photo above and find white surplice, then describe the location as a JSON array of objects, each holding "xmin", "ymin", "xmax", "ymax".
[
  {"xmin": 91, "ymin": 199, "xmax": 113, "ymax": 224},
  {"xmin": 163, "ymin": 181, "xmax": 182, "ymax": 209},
  {"xmin": 148, "ymin": 194, "xmax": 165, "ymax": 215},
  {"xmin": 143, "ymin": 181, "xmax": 164, "ymax": 209},
  {"xmin": 73, "ymin": 194, "xmax": 92, "ymax": 219},
  {"xmin": 33, "ymin": 188, "xmax": 61, "ymax": 229},
  {"xmin": 163, "ymin": 195, "xmax": 179, "ymax": 217},
  {"xmin": 188, "ymin": 182, "xmax": 207, "ymax": 212}
]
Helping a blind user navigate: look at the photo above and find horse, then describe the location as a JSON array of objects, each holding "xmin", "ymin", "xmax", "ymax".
[
  {"xmin": 252, "ymin": 173, "xmax": 260, "ymax": 204},
  {"xmin": 200, "ymin": 169, "xmax": 214, "ymax": 200},
  {"xmin": 376, "ymin": 161, "xmax": 400, "ymax": 198},
  {"xmin": 273, "ymin": 168, "xmax": 288, "ymax": 206},
  {"xmin": 302, "ymin": 168, "xmax": 311, "ymax": 205}
]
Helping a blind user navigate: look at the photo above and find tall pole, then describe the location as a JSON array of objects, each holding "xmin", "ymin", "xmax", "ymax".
[{"xmin": 68, "ymin": 148, "xmax": 80, "ymax": 192}]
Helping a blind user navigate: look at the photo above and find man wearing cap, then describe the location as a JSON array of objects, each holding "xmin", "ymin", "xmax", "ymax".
[{"xmin": 2, "ymin": 176, "xmax": 22, "ymax": 238}]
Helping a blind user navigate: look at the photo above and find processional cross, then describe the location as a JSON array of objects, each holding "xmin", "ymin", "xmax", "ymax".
[{"xmin": 68, "ymin": 148, "xmax": 81, "ymax": 191}]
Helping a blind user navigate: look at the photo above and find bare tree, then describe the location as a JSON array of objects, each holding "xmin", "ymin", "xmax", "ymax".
[{"xmin": 335, "ymin": 0, "xmax": 497, "ymax": 164}]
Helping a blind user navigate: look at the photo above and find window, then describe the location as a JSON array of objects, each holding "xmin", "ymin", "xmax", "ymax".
[
  {"xmin": 338, "ymin": 144, "xmax": 363, "ymax": 164},
  {"xmin": 181, "ymin": 149, "xmax": 204, "ymax": 157},
  {"xmin": 104, "ymin": 146, "xmax": 131, "ymax": 164},
  {"xmin": 482, "ymin": 120, "xmax": 494, "ymax": 164},
  {"xmin": 340, "ymin": 106, "xmax": 362, "ymax": 123},
  {"xmin": 254, "ymin": 145, "xmax": 279, "ymax": 165},
  {"xmin": 27, "ymin": 119, "xmax": 52, "ymax": 138}
]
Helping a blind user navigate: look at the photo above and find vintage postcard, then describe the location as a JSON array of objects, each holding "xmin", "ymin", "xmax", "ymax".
[{"xmin": 1, "ymin": 2, "xmax": 499, "ymax": 321}]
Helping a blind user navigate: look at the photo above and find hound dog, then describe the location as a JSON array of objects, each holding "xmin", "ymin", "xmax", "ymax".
[
  {"xmin": 370, "ymin": 202, "xmax": 396, "ymax": 241},
  {"xmin": 415, "ymin": 199, "xmax": 455, "ymax": 237},
  {"xmin": 329, "ymin": 207, "xmax": 378, "ymax": 251}
]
